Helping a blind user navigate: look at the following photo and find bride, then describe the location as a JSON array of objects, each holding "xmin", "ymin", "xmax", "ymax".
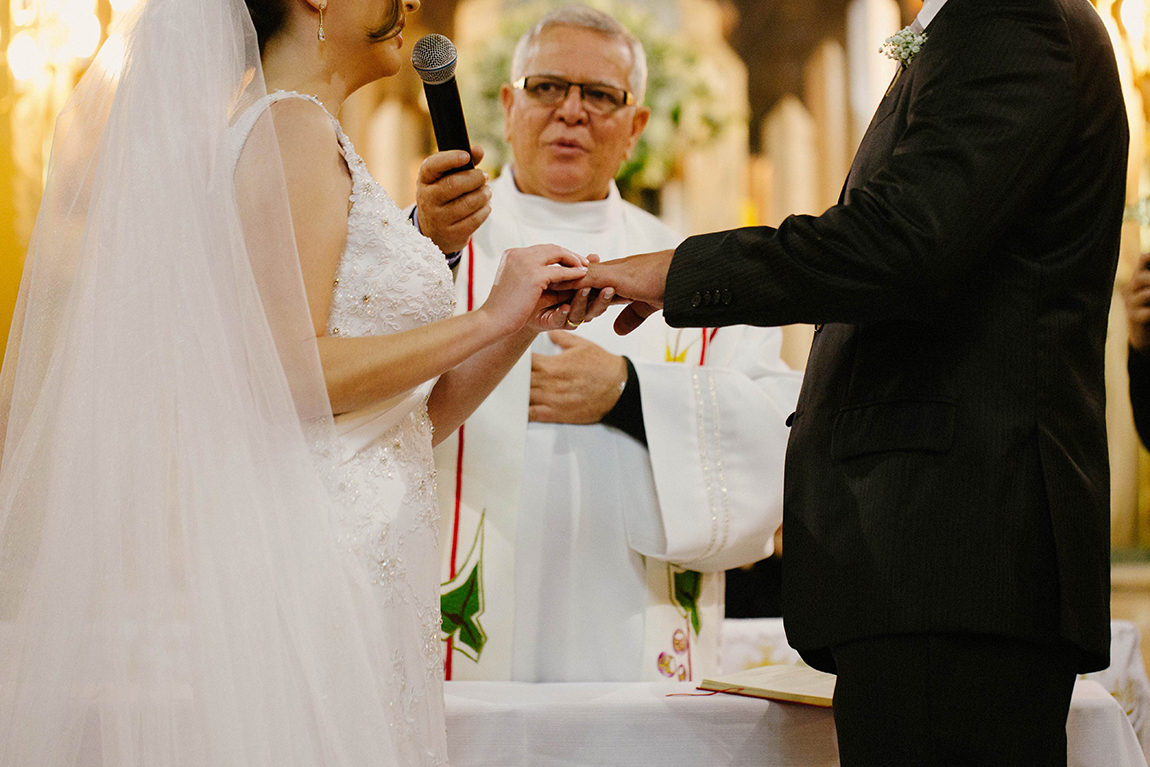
[{"xmin": 0, "ymin": 0, "xmax": 592, "ymax": 764}]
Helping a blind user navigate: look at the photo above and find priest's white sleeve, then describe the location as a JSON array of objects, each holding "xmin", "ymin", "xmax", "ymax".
[{"xmin": 625, "ymin": 326, "xmax": 802, "ymax": 573}]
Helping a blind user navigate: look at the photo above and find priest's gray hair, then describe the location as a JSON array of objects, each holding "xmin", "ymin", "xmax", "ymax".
[{"xmin": 510, "ymin": 4, "xmax": 648, "ymax": 104}]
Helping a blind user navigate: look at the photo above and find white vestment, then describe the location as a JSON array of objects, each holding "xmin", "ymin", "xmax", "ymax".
[{"xmin": 435, "ymin": 169, "xmax": 802, "ymax": 682}]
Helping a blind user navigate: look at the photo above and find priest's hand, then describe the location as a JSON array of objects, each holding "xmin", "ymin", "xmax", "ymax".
[
  {"xmin": 557, "ymin": 249, "xmax": 674, "ymax": 335},
  {"xmin": 1126, "ymin": 250, "xmax": 1150, "ymax": 352},
  {"xmin": 415, "ymin": 146, "xmax": 491, "ymax": 255},
  {"xmin": 529, "ymin": 332, "xmax": 627, "ymax": 424}
]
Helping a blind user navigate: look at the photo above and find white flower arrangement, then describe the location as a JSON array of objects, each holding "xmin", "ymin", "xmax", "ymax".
[
  {"xmin": 880, "ymin": 27, "xmax": 928, "ymax": 67},
  {"xmin": 458, "ymin": 0, "xmax": 736, "ymax": 199}
]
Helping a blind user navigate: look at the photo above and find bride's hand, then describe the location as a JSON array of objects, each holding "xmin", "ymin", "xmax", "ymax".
[
  {"xmin": 554, "ymin": 254, "xmax": 616, "ymax": 329},
  {"xmin": 478, "ymin": 245, "xmax": 589, "ymax": 337}
]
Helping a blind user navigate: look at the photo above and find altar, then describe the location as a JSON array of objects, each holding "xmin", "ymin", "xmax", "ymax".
[{"xmin": 444, "ymin": 678, "xmax": 1147, "ymax": 767}]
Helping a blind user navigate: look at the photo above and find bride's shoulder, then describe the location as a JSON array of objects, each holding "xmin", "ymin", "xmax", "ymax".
[
  {"xmin": 268, "ymin": 97, "xmax": 350, "ymax": 205},
  {"xmin": 269, "ymin": 98, "xmax": 340, "ymax": 163}
]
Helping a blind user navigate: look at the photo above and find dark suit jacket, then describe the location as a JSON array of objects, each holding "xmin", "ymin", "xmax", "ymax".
[{"xmin": 665, "ymin": 0, "xmax": 1127, "ymax": 673}]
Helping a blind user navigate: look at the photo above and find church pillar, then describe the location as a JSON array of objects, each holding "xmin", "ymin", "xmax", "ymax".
[
  {"xmin": 677, "ymin": 0, "xmax": 749, "ymax": 234},
  {"xmin": 762, "ymin": 96, "xmax": 819, "ymax": 371},
  {"xmin": 746, "ymin": 155, "xmax": 772, "ymax": 233},
  {"xmin": 802, "ymin": 39, "xmax": 851, "ymax": 213},
  {"xmin": 762, "ymin": 96, "xmax": 818, "ymax": 226},
  {"xmin": 846, "ymin": 0, "xmax": 901, "ymax": 151}
]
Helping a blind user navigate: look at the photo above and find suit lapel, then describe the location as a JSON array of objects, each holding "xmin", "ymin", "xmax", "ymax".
[
  {"xmin": 843, "ymin": 0, "xmax": 957, "ymax": 197},
  {"xmin": 843, "ymin": 66, "xmax": 911, "ymax": 194}
]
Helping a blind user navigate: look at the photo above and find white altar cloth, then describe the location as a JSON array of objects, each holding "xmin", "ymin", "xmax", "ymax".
[
  {"xmin": 1070, "ymin": 680, "xmax": 1150, "ymax": 767},
  {"xmin": 720, "ymin": 617, "xmax": 1150, "ymax": 758},
  {"xmin": 444, "ymin": 679, "xmax": 1146, "ymax": 767}
]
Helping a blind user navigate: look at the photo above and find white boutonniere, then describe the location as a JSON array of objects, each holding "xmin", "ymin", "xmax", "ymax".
[{"xmin": 880, "ymin": 27, "xmax": 928, "ymax": 67}]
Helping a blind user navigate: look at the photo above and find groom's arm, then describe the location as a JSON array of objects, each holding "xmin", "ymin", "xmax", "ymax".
[{"xmin": 664, "ymin": 5, "xmax": 1091, "ymax": 330}]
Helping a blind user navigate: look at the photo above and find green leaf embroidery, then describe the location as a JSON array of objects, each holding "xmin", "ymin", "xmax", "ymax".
[
  {"xmin": 441, "ymin": 513, "xmax": 487, "ymax": 662},
  {"xmin": 441, "ymin": 563, "xmax": 486, "ymax": 657},
  {"xmin": 673, "ymin": 569, "xmax": 703, "ymax": 635}
]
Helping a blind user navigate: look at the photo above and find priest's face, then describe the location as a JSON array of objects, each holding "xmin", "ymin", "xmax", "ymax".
[{"xmin": 500, "ymin": 26, "xmax": 651, "ymax": 203}]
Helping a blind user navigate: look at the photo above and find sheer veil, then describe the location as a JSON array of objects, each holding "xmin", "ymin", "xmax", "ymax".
[{"xmin": 0, "ymin": 0, "xmax": 407, "ymax": 764}]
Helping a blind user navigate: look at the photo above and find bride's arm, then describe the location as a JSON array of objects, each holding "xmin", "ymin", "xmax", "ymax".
[
  {"xmin": 426, "ymin": 325, "xmax": 536, "ymax": 444},
  {"xmin": 316, "ymin": 263, "xmax": 586, "ymax": 416},
  {"xmin": 426, "ymin": 286, "xmax": 613, "ymax": 445},
  {"xmin": 317, "ymin": 311, "xmax": 513, "ymax": 415},
  {"xmin": 275, "ymin": 100, "xmax": 584, "ymax": 416}
]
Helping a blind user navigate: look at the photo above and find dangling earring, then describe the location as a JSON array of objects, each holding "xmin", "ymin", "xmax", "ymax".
[{"xmin": 318, "ymin": 2, "xmax": 327, "ymax": 41}]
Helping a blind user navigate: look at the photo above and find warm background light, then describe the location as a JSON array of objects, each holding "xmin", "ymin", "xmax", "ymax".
[
  {"xmin": 5, "ymin": 0, "xmax": 103, "ymax": 83},
  {"xmin": 64, "ymin": 11, "xmax": 101, "ymax": 60},
  {"xmin": 1123, "ymin": 0, "xmax": 1148, "ymax": 73},
  {"xmin": 6, "ymin": 32, "xmax": 42, "ymax": 81}
]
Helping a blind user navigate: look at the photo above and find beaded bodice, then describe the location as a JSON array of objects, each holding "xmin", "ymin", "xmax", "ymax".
[
  {"xmin": 256, "ymin": 92, "xmax": 451, "ymax": 766},
  {"xmin": 242, "ymin": 91, "xmax": 455, "ymax": 337},
  {"xmin": 295, "ymin": 99, "xmax": 457, "ymax": 337}
]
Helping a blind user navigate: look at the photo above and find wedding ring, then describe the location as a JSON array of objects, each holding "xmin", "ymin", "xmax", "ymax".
[{"xmin": 565, "ymin": 318, "xmax": 582, "ymax": 328}]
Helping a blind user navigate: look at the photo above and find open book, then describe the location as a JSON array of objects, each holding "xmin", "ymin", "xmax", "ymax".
[{"xmin": 698, "ymin": 664, "xmax": 836, "ymax": 708}]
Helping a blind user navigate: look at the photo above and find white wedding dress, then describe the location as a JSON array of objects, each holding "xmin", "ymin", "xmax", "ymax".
[
  {"xmin": 234, "ymin": 91, "xmax": 455, "ymax": 765},
  {"xmin": 0, "ymin": 1, "xmax": 461, "ymax": 763}
]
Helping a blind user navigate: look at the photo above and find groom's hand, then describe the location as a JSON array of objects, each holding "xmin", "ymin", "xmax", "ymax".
[{"xmin": 556, "ymin": 250, "xmax": 674, "ymax": 335}]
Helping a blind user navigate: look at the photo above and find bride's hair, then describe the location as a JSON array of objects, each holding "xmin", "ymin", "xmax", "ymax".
[
  {"xmin": 244, "ymin": 0, "xmax": 286, "ymax": 51},
  {"xmin": 244, "ymin": 0, "xmax": 402, "ymax": 51}
]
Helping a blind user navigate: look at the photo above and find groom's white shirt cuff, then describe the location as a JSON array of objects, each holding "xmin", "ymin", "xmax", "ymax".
[{"xmin": 917, "ymin": 0, "xmax": 947, "ymax": 30}]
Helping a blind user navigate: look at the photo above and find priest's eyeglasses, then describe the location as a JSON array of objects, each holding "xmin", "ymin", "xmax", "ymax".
[{"xmin": 512, "ymin": 75, "xmax": 636, "ymax": 115}]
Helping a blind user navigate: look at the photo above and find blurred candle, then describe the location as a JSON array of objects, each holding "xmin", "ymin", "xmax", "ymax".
[
  {"xmin": 7, "ymin": 33, "xmax": 45, "ymax": 82},
  {"xmin": 64, "ymin": 13, "xmax": 102, "ymax": 60}
]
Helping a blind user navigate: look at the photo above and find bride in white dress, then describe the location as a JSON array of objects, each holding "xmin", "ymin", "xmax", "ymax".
[{"xmin": 0, "ymin": 0, "xmax": 592, "ymax": 764}]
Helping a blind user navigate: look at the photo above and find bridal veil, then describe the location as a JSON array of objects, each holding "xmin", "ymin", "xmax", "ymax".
[{"xmin": 0, "ymin": 0, "xmax": 410, "ymax": 764}]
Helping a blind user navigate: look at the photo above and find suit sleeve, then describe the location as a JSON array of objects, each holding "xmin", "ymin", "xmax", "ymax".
[
  {"xmin": 621, "ymin": 326, "xmax": 802, "ymax": 572},
  {"xmin": 666, "ymin": 7, "xmax": 1075, "ymax": 328}
]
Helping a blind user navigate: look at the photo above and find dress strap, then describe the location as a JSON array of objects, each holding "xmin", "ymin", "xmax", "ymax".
[
  {"xmin": 265, "ymin": 90, "xmax": 337, "ymax": 124},
  {"xmin": 228, "ymin": 90, "xmax": 350, "ymax": 170}
]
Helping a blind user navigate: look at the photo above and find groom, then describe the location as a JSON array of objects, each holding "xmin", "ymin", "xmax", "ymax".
[{"xmin": 574, "ymin": 0, "xmax": 1127, "ymax": 764}]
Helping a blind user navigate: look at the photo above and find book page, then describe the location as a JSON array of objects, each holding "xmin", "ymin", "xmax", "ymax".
[{"xmin": 699, "ymin": 664, "xmax": 836, "ymax": 708}]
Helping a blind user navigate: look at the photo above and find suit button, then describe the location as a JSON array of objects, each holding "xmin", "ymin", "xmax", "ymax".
[
  {"xmin": 692, "ymin": 292, "xmax": 702, "ymax": 308},
  {"xmin": 703, "ymin": 291, "xmax": 712, "ymax": 305},
  {"xmin": 722, "ymin": 290, "xmax": 732, "ymax": 305}
]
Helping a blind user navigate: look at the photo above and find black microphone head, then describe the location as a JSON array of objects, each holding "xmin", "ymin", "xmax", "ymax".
[{"xmin": 412, "ymin": 34, "xmax": 458, "ymax": 85}]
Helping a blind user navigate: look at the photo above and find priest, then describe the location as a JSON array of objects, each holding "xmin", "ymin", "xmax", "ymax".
[{"xmin": 419, "ymin": 5, "xmax": 802, "ymax": 683}]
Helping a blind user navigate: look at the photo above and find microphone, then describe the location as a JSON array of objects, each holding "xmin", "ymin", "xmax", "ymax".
[{"xmin": 412, "ymin": 34, "xmax": 474, "ymax": 171}]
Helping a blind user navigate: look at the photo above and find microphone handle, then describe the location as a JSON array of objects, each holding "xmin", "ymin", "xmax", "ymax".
[{"xmin": 423, "ymin": 78, "xmax": 474, "ymax": 170}]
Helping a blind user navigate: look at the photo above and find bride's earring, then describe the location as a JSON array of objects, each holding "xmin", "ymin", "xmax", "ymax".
[{"xmin": 318, "ymin": 2, "xmax": 327, "ymax": 41}]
